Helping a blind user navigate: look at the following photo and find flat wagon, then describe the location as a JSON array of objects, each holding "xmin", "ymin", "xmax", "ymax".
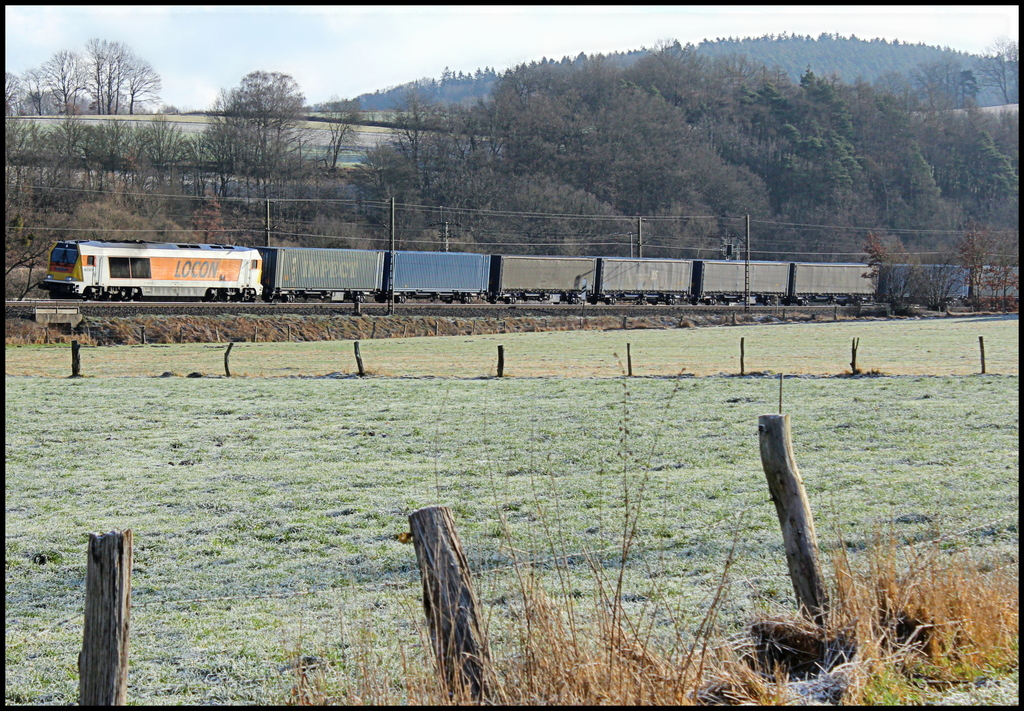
[
  {"xmin": 489, "ymin": 255, "xmax": 597, "ymax": 303},
  {"xmin": 257, "ymin": 247, "xmax": 384, "ymax": 302},
  {"xmin": 382, "ymin": 250, "xmax": 491, "ymax": 302},
  {"xmin": 789, "ymin": 262, "xmax": 873, "ymax": 304},
  {"xmin": 595, "ymin": 258, "xmax": 693, "ymax": 304},
  {"xmin": 692, "ymin": 260, "xmax": 790, "ymax": 304}
]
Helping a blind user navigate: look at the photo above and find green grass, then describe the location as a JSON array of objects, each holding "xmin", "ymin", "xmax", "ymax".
[{"xmin": 5, "ymin": 368, "xmax": 1018, "ymax": 704}]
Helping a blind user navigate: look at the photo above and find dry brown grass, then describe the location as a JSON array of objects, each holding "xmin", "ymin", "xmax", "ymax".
[{"xmin": 283, "ymin": 525, "xmax": 1017, "ymax": 705}]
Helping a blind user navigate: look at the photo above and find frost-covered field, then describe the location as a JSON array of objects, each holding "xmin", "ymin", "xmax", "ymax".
[
  {"xmin": 5, "ymin": 315, "xmax": 1019, "ymax": 378},
  {"xmin": 6, "ymin": 365, "xmax": 1018, "ymax": 703}
]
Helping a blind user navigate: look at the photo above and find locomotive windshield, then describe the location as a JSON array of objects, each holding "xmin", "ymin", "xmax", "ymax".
[{"xmin": 50, "ymin": 244, "xmax": 78, "ymax": 266}]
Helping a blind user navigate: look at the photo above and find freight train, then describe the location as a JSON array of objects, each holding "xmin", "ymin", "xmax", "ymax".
[{"xmin": 41, "ymin": 239, "xmax": 882, "ymax": 305}]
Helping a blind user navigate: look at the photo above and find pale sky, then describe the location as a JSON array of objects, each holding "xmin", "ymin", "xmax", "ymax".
[{"xmin": 6, "ymin": 5, "xmax": 1019, "ymax": 112}]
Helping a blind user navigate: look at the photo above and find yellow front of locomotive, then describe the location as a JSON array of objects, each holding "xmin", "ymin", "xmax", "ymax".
[{"xmin": 39, "ymin": 241, "xmax": 88, "ymax": 298}]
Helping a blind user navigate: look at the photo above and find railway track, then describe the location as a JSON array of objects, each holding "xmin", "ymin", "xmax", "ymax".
[{"xmin": 7, "ymin": 300, "xmax": 881, "ymax": 321}]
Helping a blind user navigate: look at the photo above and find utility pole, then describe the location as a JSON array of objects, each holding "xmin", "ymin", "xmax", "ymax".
[
  {"xmin": 744, "ymin": 214, "xmax": 751, "ymax": 312},
  {"xmin": 434, "ymin": 206, "xmax": 460, "ymax": 252},
  {"xmin": 387, "ymin": 196, "xmax": 396, "ymax": 316},
  {"xmin": 637, "ymin": 216, "xmax": 643, "ymax": 259},
  {"xmin": 265, "ymin": 199, "xmax": 271, "ymax": 247}
]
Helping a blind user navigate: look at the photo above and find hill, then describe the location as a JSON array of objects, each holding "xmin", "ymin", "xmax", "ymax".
[{"xmin": 354, "ymin": 34, "xmax": 1012, "ymax": 109}]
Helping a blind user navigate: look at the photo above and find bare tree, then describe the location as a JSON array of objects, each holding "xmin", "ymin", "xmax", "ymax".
[
  {"xmin": 41, "ymin": 50, "xmax": 86, "ymax": 115},
  {"xmin": 84, "ymin": 38, "xmax": 133, "ymax": 114},
  {"xmin": 123, "ymin": 55, "xmax": 161, "ymax": 114},
  {"xmin": 976, "ymin": 37, "xmax": 1019, "ymax": 105},
  {"xmin": 5, "ymin": 72, "xmax": 23, "ymax": 115},
  {"xmin": 20, "ymin": 67, "xmax": 52, "ymax": 115},
  {"xmin": 211, "ymin": 70, "xmax": 306, "ymax": 192},
  {"xmin": 319, "ymin": 96, "xmax": 360, "ymax": 171}
]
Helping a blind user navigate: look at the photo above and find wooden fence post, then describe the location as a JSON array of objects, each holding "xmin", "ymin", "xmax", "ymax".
[
  {"xmin": 72, "ymin": 339, "xmax": 82, "ymax": 377},
  {"xmin": 408, "ymin": 506, "xmax": 492, "ymax": 701},
  {"xmin": 740, "ymin": 337, "xmax": 745, "ymax": 376},
  {"xmin": 140, "ymin": 326, "xmax": 146, "ymax": 345},
  {"xmin": 850, "ymin": 338, "xmax": 860, "ymax": 374},
  {"xmin": 224, "ymin": 342, "xmax": 233, "ymax": 378},
  {"xmin": 979, "ymin": 336, "xmax": 986, "ymax": 374},
  {"xmin": 354, "ymin": 341, "xmax": 365, "ymax": 377},
  {"xmin": 757, "ymin": 415, "xmax": 828, "ymax": 624},
  {"xmin": 626, "ymin": 342, "xmax": 633, "ymax": 377},
  {"xmin": 287, "ymin": 323, "xmax": 292, "ymax": 342},
  {"xmin": 79, "ymin": 529, "xmax": 132, "ymax": 706},
  {"xmin": 496, "ymin": 345, "xmax": 505, "ymax": 378}
]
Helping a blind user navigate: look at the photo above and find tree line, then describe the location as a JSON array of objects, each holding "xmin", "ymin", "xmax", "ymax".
[
  {"xmin": 5, "ymin": 42, "xmax": 1018, "ymax": 304},
  {"xmin": 6, "ymin": 39, "xmax": 162, "ymax": 116}
]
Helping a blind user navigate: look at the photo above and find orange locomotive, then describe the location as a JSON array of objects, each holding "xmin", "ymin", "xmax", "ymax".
[{"xmin": 39, "ymin": 240, "xmax": 263, "ymax": 302}]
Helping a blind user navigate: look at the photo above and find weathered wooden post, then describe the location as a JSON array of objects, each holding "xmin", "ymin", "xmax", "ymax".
[
  {"xmin": 850, "ymin": 338, "xmax": 860, "ymax": 374},
  {"xmin": 496, "ymin": 345, "xmax": 505, "ymax": 378},
  {"xmin": 778, "ymin": 373, "xmax": 783, "ymax": 414},
  {"xmin": 287, "ymin": 323, "xmax": 292, "ymax": 342},
  {"xmin": 224, "ymin": 342, "xmax": 233, "ymax": 378},
  {"xmin": 140, "ymin": 326, "xmax": 146, "ymax": 345},
  {"xmin": 740, "ymin": 337, "xmax": 745, "ymax": 376},
  {"xmin": 979, "ymin": 336, "xmax": 986, "ymax": 374},
  {"xmin": 71, "ymin": 339, "xmax": 82, "ymax": 377},
  {"xmin": 626, "ymin": 343, "xmax": 633, "ymax": 377},
  {"xmin": 254, "ymin": 325, "xmax": 259, "ymax": 343},
  {"xmin": 434, "ymin": 321, "xmax": 440, "ymax": 337},
  {"xmin": 353, "ymin": 341, "xmax": 365, "ymax": 377},
  {"xmin": 371, "ymin": 322, "xmax": 378, "ymax": 339},
  {"xmin": 757, "ymin": 415, "xmax": 828, "ymax": 624},
  {"xmin": 79, "ymin": 529, "xmax": 132, "ymax": 706},
  {"xmin": 408, "ymin": 506, "xmax": 492, "ymax": 701},
  {"xmin": 178, "ymin": 325, "xmax": 184, "ymax": 344}
]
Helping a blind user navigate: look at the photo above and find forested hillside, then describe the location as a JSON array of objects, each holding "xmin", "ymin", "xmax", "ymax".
[
  {"xmin": 356, "ymin": 34, "xmax": 1019, "ymax": 109},
  {"xmin": 5, "ymin": 42, "xmax": 1018, "ymax": 300}
]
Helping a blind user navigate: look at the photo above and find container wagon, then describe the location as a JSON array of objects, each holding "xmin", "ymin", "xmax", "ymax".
[
  {"xmin": 788, "ymin": 262, "xmax": 873, "ymax": 304},
  {"xmin": 382, "ymin": 250, "xmax": 491, "ymax": 303},
  {"xmin": 489, "ymin": 255, "xmax": 597, "ymax": 303},
  {"xmin": 691, "ymin": 260, "xmax": 790, "ymax": 304},
  {"xmin": 595, "ymin": 257, "xmax": 693, "ymax": 304},
  {"xmin": 257, "ymin": 247, "xmax": 384, "ymax": 302},
  {"xmin": 39, "ymin": 240, "xmax": 263, "ymax": 302}
]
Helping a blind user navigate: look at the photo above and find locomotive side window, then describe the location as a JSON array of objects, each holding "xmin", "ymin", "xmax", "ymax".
[
  {"xmin": 109, "ymin": 257, "xmax": 152, "ymax": 278},
  {"xmin": 130, "ymin": 257, "xmax": 151, "ymax": 278},
  {"xmin": 85, "ymin": 256, "xmax": 95, "ymax": 266}
]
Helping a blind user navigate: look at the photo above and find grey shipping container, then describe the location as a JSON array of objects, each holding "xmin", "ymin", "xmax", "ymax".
[
  {"xmin": 384, "ymin": 251, "xmax": 490, "ymax": 295},
  {"xmin": 790, "ymin": 262, "xmax": 873, "ymax": 297},
  {"xmin": 597, "ymin": 258, "xmax": 692, "ymax": 294},
  {"xmin": 696, "ymin": 260, "xmax": 790, "ymax": 298},
  {"xmin": 492, "ymin": 255, "xmax": 597, "ymax": 293},
  {"xmin": 258, "ymin": 247, "xmax": 384, "ymax": 300}
]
